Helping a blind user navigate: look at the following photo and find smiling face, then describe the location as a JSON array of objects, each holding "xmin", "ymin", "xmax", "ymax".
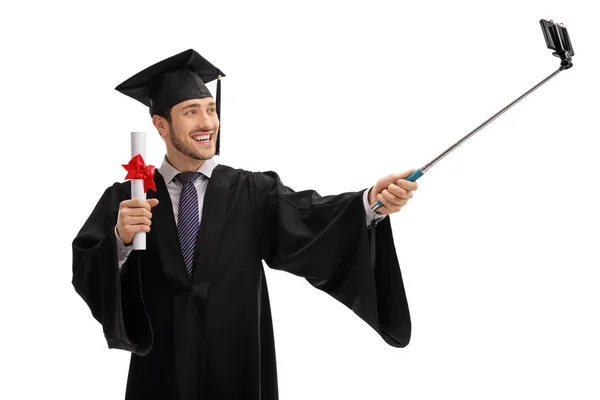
[{"xmin": 152, "ymin": 97, "xmax": 219, "ymax": 172}]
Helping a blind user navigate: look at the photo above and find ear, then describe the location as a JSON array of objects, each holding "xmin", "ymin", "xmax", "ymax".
[{"xmin": 152, "ymin": 115, "xmax": 168, "ymax": 139}]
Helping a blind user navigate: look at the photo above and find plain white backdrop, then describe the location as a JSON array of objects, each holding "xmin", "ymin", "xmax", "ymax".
[{"xmin": 1, "ymin": 0, "xmax": 598, "ymax": 398}]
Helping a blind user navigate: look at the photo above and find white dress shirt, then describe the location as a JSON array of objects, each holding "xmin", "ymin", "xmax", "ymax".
[{"xmin": 116, "ymin": 156, "xmax": 385, "ymax": 268}]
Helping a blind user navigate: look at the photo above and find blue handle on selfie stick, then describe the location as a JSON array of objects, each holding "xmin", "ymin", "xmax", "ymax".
[{"xmin": 405, "ymin": 168, "xmax": 424, "ymax": 182}]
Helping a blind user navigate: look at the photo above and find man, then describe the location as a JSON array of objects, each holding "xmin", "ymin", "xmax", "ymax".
[{"xmin": 72, "ymin": 49, "xmax": 418, "ymax": 400}]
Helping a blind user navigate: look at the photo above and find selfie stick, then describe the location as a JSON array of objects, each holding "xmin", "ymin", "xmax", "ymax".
[{"xmin": 371, "ymin": 19, "xmax": 575, "ymax": 213}]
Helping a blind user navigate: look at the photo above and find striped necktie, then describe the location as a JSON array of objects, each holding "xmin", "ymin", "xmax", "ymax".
[{"xmin": 175, "ymin": 172, "xmax": 201, "ymax": 278}]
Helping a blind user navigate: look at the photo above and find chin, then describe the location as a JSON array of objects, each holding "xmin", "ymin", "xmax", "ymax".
[{"xmin": 197, "ymin": 149, "xmax": 216, "ymax": 160}]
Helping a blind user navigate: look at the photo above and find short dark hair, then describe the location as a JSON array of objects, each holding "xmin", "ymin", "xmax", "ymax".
[{"xmin": 158, "ymin": 108, "xmax": 172, "ymax": 124}]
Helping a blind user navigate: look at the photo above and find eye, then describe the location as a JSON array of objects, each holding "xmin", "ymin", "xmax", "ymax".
[{"xmin": 185, "ymin": 110, "xmax": 197, "ymax": 115}]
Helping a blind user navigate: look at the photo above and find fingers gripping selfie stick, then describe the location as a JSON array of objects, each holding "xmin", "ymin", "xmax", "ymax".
[{"xmin": 371, "ymin": 19, "xmax": 575, "ymax": 213}]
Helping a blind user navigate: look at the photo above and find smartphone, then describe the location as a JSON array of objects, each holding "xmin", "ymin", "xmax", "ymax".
[{"xmin": 540, "ymin": 19, "xmax": 574, "ymax": 61}]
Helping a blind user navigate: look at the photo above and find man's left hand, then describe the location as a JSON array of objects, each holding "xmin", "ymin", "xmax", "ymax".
[{"xmin": 368, "ymin": 169, "xmax": 419, "ymax": 215}]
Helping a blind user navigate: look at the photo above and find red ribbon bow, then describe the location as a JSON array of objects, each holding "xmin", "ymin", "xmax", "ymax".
[{"xmin": 122, "ymin": 154, "xmax": 156, "ymax": 193}]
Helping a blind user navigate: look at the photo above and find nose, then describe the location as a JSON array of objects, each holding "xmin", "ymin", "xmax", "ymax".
[{"xmin": 196, "ymin": 112, "xmax": 216, "ymax": 131}]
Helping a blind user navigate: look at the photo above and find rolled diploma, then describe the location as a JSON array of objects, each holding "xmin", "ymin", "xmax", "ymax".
[{"xmin": 131, "ymin": 131, "xmax": 146, "ymax": 250}]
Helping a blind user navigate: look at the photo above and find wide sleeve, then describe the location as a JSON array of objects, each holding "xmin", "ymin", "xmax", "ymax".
[
  {"xmin": 71, "ymin": 183, "xmax": 153, "ymax": 355},
  {"xmin": 256, "ymin": 171, "xmax": 411, "ymax": 348}
]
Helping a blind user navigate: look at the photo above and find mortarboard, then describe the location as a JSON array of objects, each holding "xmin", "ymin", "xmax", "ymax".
[{"xmin": 115, "ymin": 49, "xmax": 225, "ymax": 154}]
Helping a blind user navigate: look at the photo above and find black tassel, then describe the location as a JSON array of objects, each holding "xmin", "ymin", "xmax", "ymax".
[{"xmin": 216, "ymin": 75, "xmax": 221, "ymax": 155}]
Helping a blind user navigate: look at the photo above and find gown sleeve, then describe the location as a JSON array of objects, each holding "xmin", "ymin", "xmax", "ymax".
[
  {"xmin": 256, "ymin": 171, "xmax": 411, "ymax": 347},
  {"xmin": 71, "ymin": 183, "xmax": 153, "ymax": 355}
]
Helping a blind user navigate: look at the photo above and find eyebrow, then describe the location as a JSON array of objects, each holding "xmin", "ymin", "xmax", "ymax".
[{"xmin": 181, "ymin": 102, "xmax": 216, "ymax": 111}]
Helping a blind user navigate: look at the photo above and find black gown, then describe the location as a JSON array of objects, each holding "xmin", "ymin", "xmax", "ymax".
[{"xmin": 71, "ymin": 163, "xmax": 411, "ymax": 400}]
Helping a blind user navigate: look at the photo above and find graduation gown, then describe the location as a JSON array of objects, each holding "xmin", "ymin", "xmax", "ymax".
[{"xmin": 71, "ymin": 164, "xmax": 411, "ymax": 399}]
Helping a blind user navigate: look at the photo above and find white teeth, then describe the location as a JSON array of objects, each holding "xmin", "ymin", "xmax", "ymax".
[{"xmin": 193, "ymin": 134, "xmax": 211, "ymax": 141}]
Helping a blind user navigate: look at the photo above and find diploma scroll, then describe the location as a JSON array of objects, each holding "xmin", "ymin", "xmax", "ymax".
[{"xmin": 131, "ymin": 131, "xmax": 146, "ymax": 250}]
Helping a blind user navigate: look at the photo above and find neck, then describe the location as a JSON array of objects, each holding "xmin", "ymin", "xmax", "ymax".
[{"xmin": 165, "ymin": 153, "xmax": 207, "ymax": 172}]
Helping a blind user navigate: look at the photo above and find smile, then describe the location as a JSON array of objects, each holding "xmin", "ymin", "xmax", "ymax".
[{"xmin": 191, "ymin": 132, "xmax": 212, "ymax": 142}]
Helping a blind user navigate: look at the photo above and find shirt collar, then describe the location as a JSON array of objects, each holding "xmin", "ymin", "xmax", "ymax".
[{"xmin": 158, "ymin": 156, "xmax": 219, "ymax": 184}]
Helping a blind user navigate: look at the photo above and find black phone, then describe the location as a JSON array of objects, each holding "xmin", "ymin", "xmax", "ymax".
[{"xmin": 540, "ymin": 19, "xmax": 574, "ymax": 68}]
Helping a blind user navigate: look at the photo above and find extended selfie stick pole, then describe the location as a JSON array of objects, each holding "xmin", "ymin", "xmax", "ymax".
[{"xmin": 371, "ymin": 18, "xmax": 575, "ymax": 213}]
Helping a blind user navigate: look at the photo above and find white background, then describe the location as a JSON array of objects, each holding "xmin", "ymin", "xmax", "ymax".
[{"xmin": 1, "ymin": 0, "xmax": 599, "ymax": 399}]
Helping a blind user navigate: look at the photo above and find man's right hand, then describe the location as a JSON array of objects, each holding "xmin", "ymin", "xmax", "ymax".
[{"xmin": 116, "ymin": 198, "xmax": 160, "ymax": 246}]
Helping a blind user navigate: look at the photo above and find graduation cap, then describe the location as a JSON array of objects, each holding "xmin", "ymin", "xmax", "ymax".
[{"xmin": 115, "ymin": 49, "xmax": 226, "ymax": 154}]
